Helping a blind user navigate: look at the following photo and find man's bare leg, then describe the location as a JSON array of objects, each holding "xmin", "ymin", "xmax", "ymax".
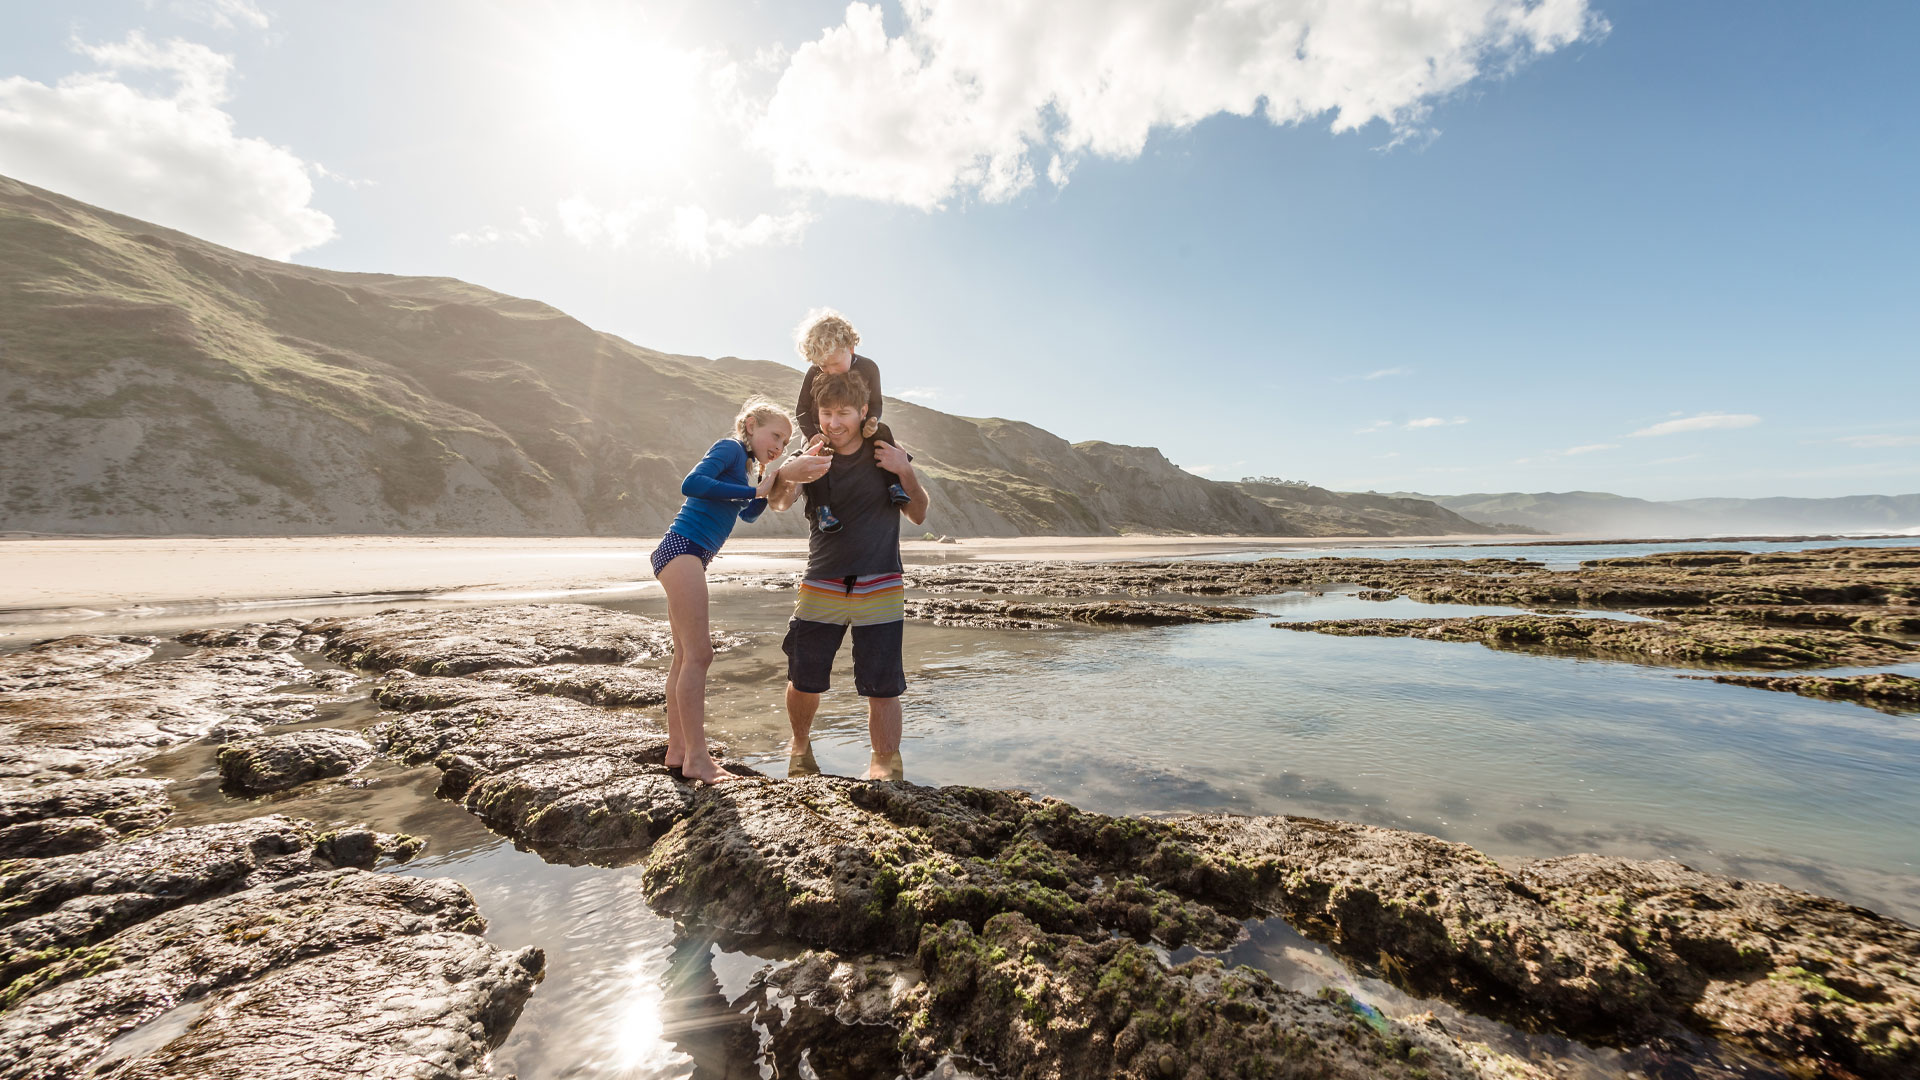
[
  {"xmin": 786, "ymin": 682, "xmax": 820, "ymax": 756},
  {"xmin": 866, "ymin": 695, "xmax": 902, "ymax": 780}
]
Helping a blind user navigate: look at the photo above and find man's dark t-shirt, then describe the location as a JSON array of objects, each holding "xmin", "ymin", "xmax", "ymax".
[{"xmin": 802, "ymin": 439, "xmax": 903, "ymax": 580}]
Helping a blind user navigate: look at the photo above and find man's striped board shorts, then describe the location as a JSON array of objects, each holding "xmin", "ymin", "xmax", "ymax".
[{"xmin": 793, "ymin": 572, "xmax": 905, "ymax": 626}]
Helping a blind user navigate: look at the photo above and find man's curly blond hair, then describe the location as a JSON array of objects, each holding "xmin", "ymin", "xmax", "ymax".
[{"xmin": 794, "ymin": 308, "xmax": 860, "ymax": 367}]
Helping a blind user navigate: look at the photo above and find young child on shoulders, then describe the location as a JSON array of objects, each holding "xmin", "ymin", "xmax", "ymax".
[{"xmin": 792, "ymin": 309, "xmax": 909, "ymax": 533}]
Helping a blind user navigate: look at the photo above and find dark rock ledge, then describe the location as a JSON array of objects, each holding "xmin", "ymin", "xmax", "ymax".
[
  {"xmin": 0, "ymin": 636, "xmax": 346, "ymax": 782},
  {"xmin": 0, "ymin": 857, "xmax": 538, "ymax": 1080},
  {"xmin": 361, "ymin": 664, "xmax": 1919, "ymax": 1079},
  {"xmin": 0, "ymin": 778, "xmax": 173, "ymax": 860},
  {"xmin": 906, "ymin": 597, "xmax": 1268, "ymax": 630},
  {"xmin": 217, "ymin": 729, "xmax": 376, "ymax": 794},
  {"xmin": 1684, "ymin": 672, "xmax": 1920, "ymax": 712},
  {"xmin": 306, "ymin": 602, "xmax": 733, "ymax": 676},
  {"xmin": 1275, "ymin": 615, "xmax": 1917, "ymax": 668}
]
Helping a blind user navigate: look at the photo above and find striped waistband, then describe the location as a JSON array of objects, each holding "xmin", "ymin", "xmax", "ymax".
[{"xmin": 795, "ymin": 573, "xmax": 905, "ymax": 626}]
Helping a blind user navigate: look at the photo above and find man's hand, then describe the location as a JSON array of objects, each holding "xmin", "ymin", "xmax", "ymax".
[
  {"xmin": 778, "ymin": 453, "xmax": 831, "ymax": 485},
  {"xmin": 873, "ymin": 440, "xmax": 912, "ymax": 477}
]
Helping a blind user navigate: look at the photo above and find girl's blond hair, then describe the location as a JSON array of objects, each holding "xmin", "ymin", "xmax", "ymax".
[
  {"xmin": 732, "ymin": 397, "xmax": 793, "ymax": 479},
  {"xmin": 794, "ymin": 308, "xmax": 860, "ymax": 366}
]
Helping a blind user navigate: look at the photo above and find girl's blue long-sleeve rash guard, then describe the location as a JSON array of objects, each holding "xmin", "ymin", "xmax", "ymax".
[{"xmin": 668, "ymin": 437, "xmax": 768, "ymax": 551}]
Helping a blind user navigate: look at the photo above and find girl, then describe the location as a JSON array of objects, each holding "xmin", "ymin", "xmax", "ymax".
[{"xmin": 652, "ymin": 398, "xmax": 825, "ymax": 783}]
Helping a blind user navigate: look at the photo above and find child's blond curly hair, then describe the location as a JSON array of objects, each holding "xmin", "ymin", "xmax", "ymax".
[
  {"xmin": 731, "ymin": 397, "xmax": 793, "ymax": 479},
  {"xmin": 794, "ymin": 308, "xmax": 860, "ymax": 366}
]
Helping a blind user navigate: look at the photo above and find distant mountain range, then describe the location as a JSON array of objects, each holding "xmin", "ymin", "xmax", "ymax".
[
  {"xmin": 1385, "ymin": 490, "xmax": 1920, "ymax": 537},
  {"xmin": 0, "ymin": 174, "xmax": 1501, "ymax": 539}
]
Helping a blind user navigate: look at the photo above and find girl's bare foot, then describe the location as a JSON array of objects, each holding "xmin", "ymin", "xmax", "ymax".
[{"xmin": 680, "ymin": 757, "xmax": 742, "ymax": 784}]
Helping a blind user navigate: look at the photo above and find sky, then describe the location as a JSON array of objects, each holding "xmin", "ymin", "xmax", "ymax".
[{"xmin": 1, "ymin": 0, "xmax": 1914, "ymax": 501}]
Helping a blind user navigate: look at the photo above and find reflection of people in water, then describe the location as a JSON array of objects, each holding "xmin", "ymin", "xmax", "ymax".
[{"xmin": 770, "ymin": 369, "xmax": 930, "ymax": 781}]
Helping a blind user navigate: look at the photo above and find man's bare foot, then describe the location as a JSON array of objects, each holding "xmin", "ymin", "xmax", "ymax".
[
  {"xmin": 787, "ymin": 748, "xmax": 821, "ymax": 778},
  {"xmin": 865, "ymin": 752, "xmax": 904, "ymax": 781}
]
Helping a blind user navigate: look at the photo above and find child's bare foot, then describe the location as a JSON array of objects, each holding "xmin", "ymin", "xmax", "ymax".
[{"xmin": 680, "ymin": 757, "xmax": 742, "ymax": 784}]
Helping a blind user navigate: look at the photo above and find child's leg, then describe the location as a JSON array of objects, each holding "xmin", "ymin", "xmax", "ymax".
[
  {"xmin": 655, "ymin": 554, "xmax": 738, "ymax": 783},
  {"xmin": 872, "ymin": 421, "xmax": 896, "ymax": 445}
]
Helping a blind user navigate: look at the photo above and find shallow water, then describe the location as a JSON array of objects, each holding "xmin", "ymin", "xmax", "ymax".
[{"xmin": 17, "ymin": 534, "xmax": 1920, "ymax": 1078}]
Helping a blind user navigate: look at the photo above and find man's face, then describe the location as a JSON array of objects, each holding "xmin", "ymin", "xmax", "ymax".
[{"xmin": 817, "ymin": 402, "xmax": 867, "ymax": 451}]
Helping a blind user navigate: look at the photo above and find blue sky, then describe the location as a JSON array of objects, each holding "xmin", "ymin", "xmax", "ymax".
[{"xmin": 2, "ymin": 1, "xmax": 1914, "ymax": 500}]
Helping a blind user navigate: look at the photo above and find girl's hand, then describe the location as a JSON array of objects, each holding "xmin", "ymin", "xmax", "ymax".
[{"xmin": 778, "ymin": 453, "xmax": 831, "ymax": 485}]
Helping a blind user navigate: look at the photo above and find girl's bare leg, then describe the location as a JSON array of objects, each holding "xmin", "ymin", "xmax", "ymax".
[{"xmin": 654, "ymin": 554, "xmax": 739, "ymax": 783}]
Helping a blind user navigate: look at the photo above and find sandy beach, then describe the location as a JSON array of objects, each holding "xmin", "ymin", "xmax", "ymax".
[{"xmin": 0, "ymin": 532, "xmax": 1542, "ymax": 615}]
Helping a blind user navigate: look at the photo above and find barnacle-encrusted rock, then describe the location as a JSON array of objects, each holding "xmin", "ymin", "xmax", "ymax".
[
  {"xmin": 472, "ymin": 663, "xmax": 668, "ymax": 707},
  {"xmin": 0, "ymin": 646, "xmax": 334, "ymax": 782},
  {"xmin": 216, "ymin": 729, "xmax": 376, "ymax": 794},
  {"xmin": 0, "ymin": 816, "xmax": 415, "ymax": 992},
  {"xmin": 0, "ymin": 869, "xmax": 539, "ymax": 1080},
  {"xmin": 305, "ymin": 602, "xmax": 703, "ymax": 674},
  {"xmin": 0, "ymin": 778, "xmax": 172, "ymax": 859},
  {"xmin": 0, "ymin": 635, "xmax": 155, "ymax": 692}
]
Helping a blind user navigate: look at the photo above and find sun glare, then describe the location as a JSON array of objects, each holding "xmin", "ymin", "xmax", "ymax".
[{"xmin": 532, "ymin": 15, "xmax": 708, "ymax": 178}]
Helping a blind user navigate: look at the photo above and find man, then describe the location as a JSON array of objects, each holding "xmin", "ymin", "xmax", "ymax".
[{"xmin": 769, "ymin": 368, "xmax": 931, "ymax": 780}]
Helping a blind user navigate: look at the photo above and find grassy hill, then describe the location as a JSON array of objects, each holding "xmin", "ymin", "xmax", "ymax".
[{"xmin": 1, "ymin": 174, "xmax": 1496, "ymax": 538}]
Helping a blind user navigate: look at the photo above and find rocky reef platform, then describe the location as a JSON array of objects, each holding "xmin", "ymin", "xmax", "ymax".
[{"xmin": 2, "ymin": 593, "xmax": 1916, "ymax": 1077}]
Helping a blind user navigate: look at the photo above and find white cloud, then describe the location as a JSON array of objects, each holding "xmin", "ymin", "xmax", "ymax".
[
  {"xmin": 1836, "ymin": 434, "xmax": 1920, "ymax": 449},
  {"xmin": 1186, "ymin": 464, "xmax": 1219, "ymax": 476},
  {"xmin": 557, "ymin": 195, "xmax": 651, "ymax": 248},
  {"xmin": 1356, "ymin": 420, "xmax": 1394, "ymax": 433},
  {"xmin": 0, "ymin": 32, "xmax": 333, "ymax": 259},
  {"xmin": 895, "ymin": 387, "xmax": 943, "ymax": 402},
  {"xmin": 1629, "ymin": 412, "xmax": 1761, "ymax": 437},
  {"xmin": 161, "ymin": 0, "xmax": 270, "ymax": 31},
  {"xmin": 1562, "ymin": 442, "xmax": 1618, "ymax": 455},
  {"xmin": 746, "ymin": 0, "xmax": 1604, "ymax": 209},
  {"xmin": 1405, "ymin": 416, "xmax": 1468, "ymax": 429},
  {"xmin": 1364, "ymin": 366, "xmax": 1411, "ymax": 380},
  {"xmin": 666, "ymin": 204, "xmax": 813, "ymax": 263}
]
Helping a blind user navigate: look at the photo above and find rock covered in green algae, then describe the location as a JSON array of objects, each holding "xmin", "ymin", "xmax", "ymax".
[
  {"xmin": 1515, "ymin": 854, "xmax": 1920, "ymax": 1080},
  {"xmin": 1687, "ymin": 672, "xmax": 1920, "ymax": 711},
  {"xmin": 305, "ymin": 602, "xmax": 708, "ymax": 675},
  {"xmin": 0, "ymin": 778, "xmax": 173, "ymax": 859},
  {"xmin": 0, "ymin": 869, "xmax": 540, "ymax": 1080},
  {"xmin": 641, "ymin": 779, "xmax": 1241, "ymax": 957},
  {"xmin": 1273, "ymin": 614, "xmax": 1917, "ymax": 668},
  {"xmin": 0, "ymin": 816, "xmax": 418, "ymax": 995},
  {"xmin": 905, "ymin": 597, "xmax": 1267, "ymax": 630},
  {"xmin": 753, "ymin": 912, "xmax": 1552, "ymax": 1080},
  {"xmin": 0, "ymin": 643, "xmax": 338, "ymax": 782},
  {"xmin": 216, "ymin": 729, "xmax": 376, "ymax": 794}
]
